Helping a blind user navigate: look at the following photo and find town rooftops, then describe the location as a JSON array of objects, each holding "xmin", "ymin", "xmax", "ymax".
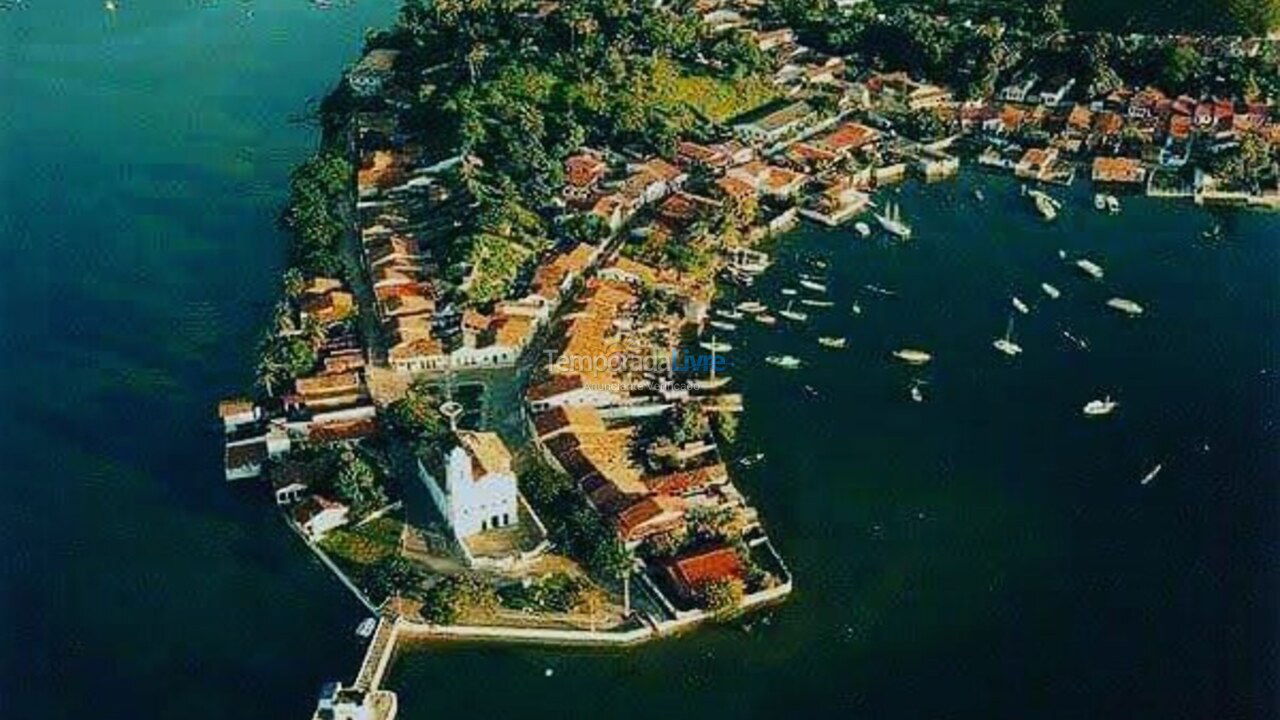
[
  {"xmin": 295, "ymin": 372, "xmax": 361, "ymax": 397},
  {"xmin": 533, "ymin": 405, "xmax": 608, "ymax": 439},
  {"xmin": 457, "ymin": 431, "xmax": 512, "ymax": 477},
  {"xmin": 1091, "ymin": 156, "xmax": 1146, "ymax": 184},
  {"xmin": 615, "ymin": 494, "xmax": 686, "ymax": 542},
  {"xmin": 218, "ymin": 398, "xmax": 255, "ymax": 418}
]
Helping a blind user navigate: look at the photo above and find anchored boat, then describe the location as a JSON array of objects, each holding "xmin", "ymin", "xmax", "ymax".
[
  {"xmin": 892, "ymin": 348, "xmax": 932, "ymax": 365},
  {"xmin": 1075, "ymin": 258, "xmax": 1104, "ymax": 279},
  {"xmin": 778, "ymin": 301, "xmax": 808, "ymax": 322},
  {"xmin": 875, "ymin": 201, "xmax": 913, "ymax": 239},
  {"xmin": 1082, "ymin": 396, "xmax": 1119, "ymax": 416},
  {"xmin": 1041, "ymin": 282, "xmax": 1061, "ymax": 299},
  {"xmin": 993, "ymin": 315, "xmax": 1023, "ymax": 357},
  {"xmin": 818, "ymin": 336, "xmax": 846, "ymax": 349},
  {"xmin": 766, "ymin": 354, "xmax": 802, "ymax": 369},
  {"xmin": 1106, "ymin": 297, "xmax": 1144, "ymax": 316}
]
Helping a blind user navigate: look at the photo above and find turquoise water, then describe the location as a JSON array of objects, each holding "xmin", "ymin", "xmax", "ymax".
[{"xmin": 3, "ymin": 2, "xmax": 1277, "ymax": 718}]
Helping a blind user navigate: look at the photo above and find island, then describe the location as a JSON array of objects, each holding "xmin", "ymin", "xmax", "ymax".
[{"xmin": 216, "ymin": 1, "xmax": 1278, "ymax": 717}]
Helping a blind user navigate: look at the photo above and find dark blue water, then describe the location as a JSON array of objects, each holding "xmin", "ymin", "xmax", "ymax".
[
  {"xmin": 1, "ymin": 2, "xmax": 394, "ymax": 717},
  {"xmin": 3, "ymin": 2, "xmax": 1277, "ymax": 718}
]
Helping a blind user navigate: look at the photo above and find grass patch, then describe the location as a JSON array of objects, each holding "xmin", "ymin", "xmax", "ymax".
[
  {"xmin": 652, "ymin": 59, "xmax": 780, "ymax": 125},
  {"xmin": 319, "ymin": 516, "xmax": 404, "ymax": 568}
]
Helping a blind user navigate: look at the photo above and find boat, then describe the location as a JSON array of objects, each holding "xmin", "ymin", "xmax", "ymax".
[
  {"xmin": 699, "ymin": 338, "xmax": 733, "ymax": 353},
  {"xmin": 1041, "ymin": 282, "xmax": 1061, "ymax": 299},
  {"xmin": 780, "ymin": 287, "xmax": 797, "ymax": 296},
  {"xmin": 1140, "ymin": 463, "xmax": 1163, "ymax": 485},
  {"xmin": 851, "ymin": 302, "xmax": 862, "ymax": 315},
  {"xmin": 801, "ymin": 298, "xmax": 834, "ymax": 308},
  {"xmin": 874, "ymin": 201, "xmax": 913, "ymax": 240},
  {"xmin": 755, "ymin": 313, "xmax": 777, "ymax": 326},
  {"xmin": 736, "ymin": 301, "xmax": 767, "ymax": 313},
  {"xmin": 690, "ymin": 342, "xmax": 732, "ymax": 391},
  {"xmin": 909, "ymin": 379, "xmax": 926, "ymax": 403},
  {"xmin": 765, "ymin": 354, "xmax": 802, "ymax": 369},
  {"xmin": 1082, "ymin": 396, "xmax": 1118, "ymax": 416},
  {"xmin": 1094, "ymin": 193, "xmax": 1107, "ymax": 211},
  {"xmin": 818, "ymin": 336, "xmax": 847, "ymax": 349},
  {"xmin": 778, "ymin": 301, "xmax": 808, "ymax": 322},
  {"xmin": 799, "ymin": 279, "xmax": 828, "ymax": 293},
  {"xmin": 1029, "ymin": 190, "xmax": 1059, "ymax": 220},
  {"xmin": 1061, "ymin": 329, "xmax": 1089, "ymax": 350},
  {"xmin": 1075, "ymin": 258, "xmax": 1104, "ymax": 279},
  {"xmin": 992, "ymin": 315, "xmax": 1023, "ymax": 357},
  {"xmin": 862, "ymin": 284, "xmax": 897, "ymax": 297},
  {"xmin": 1105, "ymin": 195, "xmax": 1121, "ymax": 214},
  {"xmin": 1057, "ymin": 249, "xmax": 1067, "ymax": 260},
  {"xmin": 813, "ymin": 259, "xmax": 829, "ymax": 270},
  {"xmin": 892, "ymin": 349, "xmax": 932, "ymax": 365},
  {"xmin": 355, "ymin": 618, "xmax": 377, "ymax": 638},
  {"xmin": 708, "ymin": 320, "xmax": 737, "ymax": 332},
  {"xmin": 1201, "ymin": 223, "xmax": 1222, "ymax": 242},
  {"xmin": 854, "ymin": 221, "xmax": 871, "ymax": 238},
  {"xmin": 739, "ymin": 452, "xmax": 765, "ymax": 467},
  {"xmin": 716, "ymin": 308, "xmax": 744, "ymax": 320},
  {"xmin": 974, "ymin": 189, "xmax": 985, "ymax": 202},
  {"xmin": 104, "ymin": 0, "xmax": 118, "ymax": 9},
  {"xmin": 1106, "ymin": 297, "xmax": 1144, "ymax": 316},
  {"xmin": 1011, "ymin": 296, "xmax": 1030, "ymax": 314}
]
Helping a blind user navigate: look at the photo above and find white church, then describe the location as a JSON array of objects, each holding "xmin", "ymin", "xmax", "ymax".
[{"xmin": 417, "ymin": 430, "xmax": 520, "ymax": 540}]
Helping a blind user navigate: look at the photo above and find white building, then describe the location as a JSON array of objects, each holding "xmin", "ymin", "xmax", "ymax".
[
  {"xmin": 418, "ymin": 431, "xmax": 519, "ymax": 540},
  {"xmin": 292, "ymin": 496, "xmax": 350, "ymax": 541}
]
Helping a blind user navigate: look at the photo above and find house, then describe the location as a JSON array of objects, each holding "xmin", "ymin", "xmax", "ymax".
[
  {"xmin": 1037, "ymin": 77, "xmax": 1076, "ymax": 107},
  {"xmin": 615, "ymin": 495, "xmax": 687, "ymax": 545},
  {"xmin": 998, "ymin": 72, "xmax": 1038, "ymax": 103},
  {"xmin": 1014, "ymin": 147, "xmax": 1060, "ymax": 182},
  {"xmin": 1091, "ymin": 156, "xmax": 1146, "ymax": 185},
  {"xmin": 292, "ymin": 496, "xmax": 350, "ymax": 540},
  {"xmin": 418, "ymin": 431, "xmax": 519, "ymax": 540},
  {"xmin": 732, "ymin": 100, "xmax": 815, "ymax": 145},
  {"xmin": 1066, "ymin": 105, "xmax": 1094, "ymax": 133},
  {"xmin": 726, "ymin": 161, "xmax": 808, "ymax": 198},
  {"xmin": 526, "ymin": 373, "xmax": 624, "ymax": 412},
  {"xmin": 714, "ymin": 175, "xmax": 758, "ymax": 210},
  {"xmin": 564, "ymin": 152, "xmax": 608, "ymax": 202},
  {"xmin": 662, "ymin": 545, "xmax": 744, "ymax": 603},
  {"xmin": 347, "ymin": 49, "xmax": 400, "ymax": 97},
  {"xmin": 218, "ymin": 398, "xmax": 259, "ymax": 434},
  {"xmin": 388, "ymin": 335, "xmax": 449, "ymax": 374},
  {"xmin": 815, "ymin": 121, "xmax": 880, "ymax": 156},
  {"xmin": 224, "ymin": 439, "xmax": 267, "ymax": 481}
]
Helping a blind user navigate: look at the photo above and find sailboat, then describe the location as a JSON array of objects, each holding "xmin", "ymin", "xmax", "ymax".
[
  {"xmin": 993, "ymin": 315, "xmax": 1023, "ymax": 357},
  {"xmin": 1082, "ymin": 395, "xmax": 1118, "ymax": 416},
  {"xmin": 698, "ymin": 335, "xmax": 732, "ymax": 353},
  {"xmin": 778, "ymin": 300, "xmax": 808, "ymax": 322},
  {"xmin": 689, "ymin": 341, "xmax": 732, "ymax": 390},
  {"xmin": 874, "ymin": 201, "xmax": 913, "ymax": 240}
]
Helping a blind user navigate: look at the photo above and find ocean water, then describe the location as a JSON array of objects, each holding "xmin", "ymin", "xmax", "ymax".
[{"xmin": 2, "ymin": 2, "xmax": 1277, "ymax": 718}]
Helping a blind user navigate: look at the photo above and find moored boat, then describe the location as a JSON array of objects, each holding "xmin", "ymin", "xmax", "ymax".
[
  {"xmin": 892, "ymin": 348, "xmax": 932, "ymax": 365},
  {"xmin": 708, "ymin": 319, "xmax": 737, "ymax": 332},
  {"xmin": 1075, "ymin": 258, "xmax": 1104, "ymax": 279},
  {"xmin": 799, "ymin": 279, "xmax": 827, "ymax": 293},
  {"xmin": 1041, "ymin": 282, "xmax": 1061, "ymax": 299},
  {"xmin": 801, "ymin": 298, "xmax": 834, "ymax": 308},
  {"xmin": 736, "ymin": 300, "xmax": 767, "ymax": 313},
  {"xmin": 993, "ymin": 315, "xmax": 1023, "ymax": 357},
  {"xmin": 765, "ymin": 354, "xmax": 801, "ymax": 369},
  {"xmin": 875, "ymin": 201, "xmax": 913, "ymax": 239},
  {"xmin": 854, "ymin": 221, "xmax": 871, "ymax": 238},
  {"xmin": 1030, "ymin": 190, "xmax": 1059, "ymax": 220},
  {"xmin": 1106, "ymin": 297, "xmax": 1144, "ymax": 316},
  {"xmin": 699, "ymin": 339, "xmax": 733, "ymax": 353},
  {"xmin": 755, "ymin": 313, "xmax": 777, "ymax": 326},
  {"xmin": 818, "ymin": 336, "xmax": 846, "ymax": 348},
  {"xmin": 1094, "ymin": 193, "xmax": 1107, "ymax": 211},
  {"xmin": 1082, "ymin": 395, "xmax": 1118, "ymax": 416},
  {"xmin": 1106, "ymin": 195, "xmax": 1120, "ymax": 214},
  {"xmin": 778, "ymin": 301, "xmax": 808, "ymax": 322},
  {"xmin": 1012, "ymin": 296, "xmax": 1030, "ymax": 314},
  {"xmin": 780, "ymin": 287, "xmax": 797, "ymax": 296}
]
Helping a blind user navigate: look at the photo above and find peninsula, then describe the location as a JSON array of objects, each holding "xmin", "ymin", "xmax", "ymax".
[{"xmin": 216, "ymin": 1, "xmax": 1277, "ymax": 718}]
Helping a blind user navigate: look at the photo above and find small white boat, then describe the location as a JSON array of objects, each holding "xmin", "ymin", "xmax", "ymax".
[
  {"xmin": 1061, "ymin": 329, "xmax": 1089, "ymax": 350},
  {"xmin": 993, "ymin": 316, "xmax": 1022, "ymax": 357},
  {"xmin": 708, "ymin": 320, "xmax": 736, "ymax": 332},
  {"xmin": 862, "ymin": 284, "xmax": 897, "ymax": 297},
  {"xmin": 736, "ymin": 301, "xmax": 767, "ymax": 314},
  {"xmin": 799, "ymin": 279, "xmax": 827, "ymax": 293},
  {"xmin": 355, "ymin": 617, "xmax": 377, "ymax": 638},
  {"xmin": 1030, "ymin": 190, "xmax": 1059, "ymax": 221},
  {"xmin": 1011, "ymin": 296, "xmax": 1030, "ymax": 314},
  {"xmin": 780, "ymin": 287, "xmax": 798, "ymax": 296},
  {"xmin": 755, "ymin": 313, "xmax": 777, "ymax": 326},
  {"xmin": 1094, "ymin": 193, "xmax": 1107, "ymax": 211},
  {"xmin": 766, "ymin": 354, "xmax": 801, "ymax": 369},
  {"xmin": 854, "ymin": 221, "xmax": 871, "ymax": 238},
  {"xmin": 851, "ymin": 302, "xmax": 862, "ymax": 315},
  {"xmin": 1140, "ymin": 463, "xmax": 1163, "ymax": 485},
  {"xmin": 909, "ymin": 380, "xmax": 926, "ymax": 402},
  {"xmin": 1041, "ymin": 282, "xmax": 1061, "ymax": 299},
  {"xmin": 818, "ymin": 336, "xmax": 846, "ymax": 349},
  {"xmin": 699, "ymin": 339, "xmax": 733, "ymax": 353},
  {"xmin": 778, "ymin": 301, "xmax": 808, "ymax": 322},
  {"xmin": 1106, "ymin": 297, "xmax": 1144, "ymax": 316},
  {"xmin": 717, "ymin": 308, "xmax": 744, "ymax": 320},
  {"xmin": 974, "ymin": 189, "xmax": 985, "ymax": 202},
  {"xmin": 892, "ymin": 349, "xmax": 932, "ymax": 365},
  {"xmin": 1075, "ymin": 258, "xmax": 1104, "ymax": 279},
  {"xmin": 1106, "ymin": 195, "xmax": 1120, "ymax": 214},
  {"xmin": 1057, "ymin": 249, "xmax": 1067, "ymax": 260},
  {"xmin": 739, "ymin": 452, "xmax": 765, "ymax": 467},
  {"xmin": 801, "ymin": 298, "xmax": 834, "ymax": 308},
  {"xmin": 812, "ymin": 259, "xmax": 828, "ymax": 270},
  {"xmin": 1082, "ymin": 396, "xmax": 1118, "ymax": 416}
]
